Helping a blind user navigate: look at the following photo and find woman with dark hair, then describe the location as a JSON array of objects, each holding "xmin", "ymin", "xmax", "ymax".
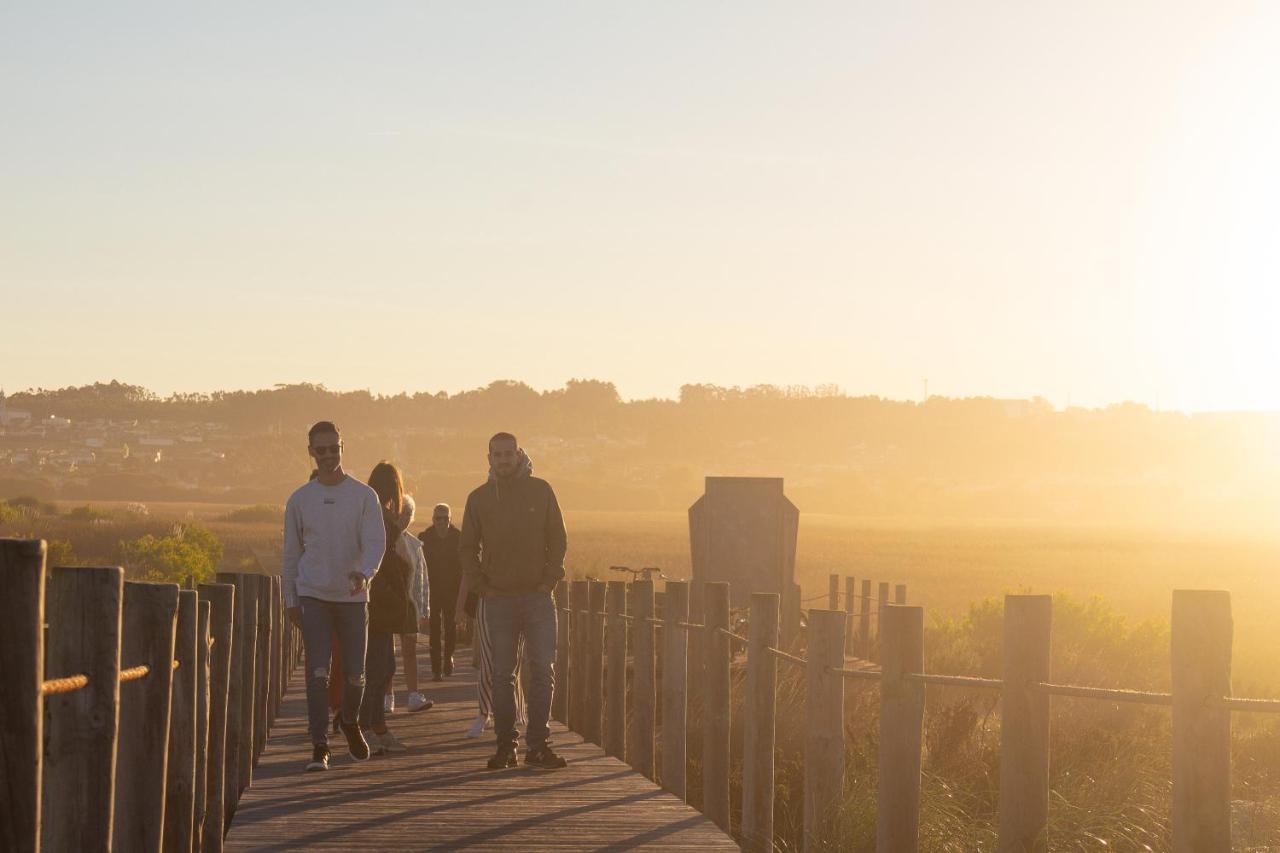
[{"xmin": 358, "ymin": 461, "xmax": 420, "ymax": 754}]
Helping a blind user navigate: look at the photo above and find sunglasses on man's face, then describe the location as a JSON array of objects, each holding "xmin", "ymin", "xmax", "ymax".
[
  {"xmin": 433, "ymin": 515, "xmax": 448, "ymax": 521},
  {"xmin": 311, "ymin": 444, "xmax": 342, "ymax": 456}
]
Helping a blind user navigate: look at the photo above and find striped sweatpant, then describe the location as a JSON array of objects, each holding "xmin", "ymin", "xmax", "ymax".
[{"xmin": 474, "ymin": 597, "xmax": 524, "ymax": 718}]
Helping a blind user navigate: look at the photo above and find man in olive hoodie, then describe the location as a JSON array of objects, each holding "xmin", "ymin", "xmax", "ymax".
[{"xmin": 460, "ymin": 431, "xmax": 568, "ymax": 769}]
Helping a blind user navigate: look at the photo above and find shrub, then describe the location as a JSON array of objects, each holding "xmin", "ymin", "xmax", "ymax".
[
  {"xmin": 218, "ymin": 504, "xmax": 283, "ymax": 524},
  {"xmin": 116, "ymin": 522, "xmax": 224, "ymax": 584},
  {"xmin": 66, "ymin": 505, "xmax": 111, "ymax": 522}
]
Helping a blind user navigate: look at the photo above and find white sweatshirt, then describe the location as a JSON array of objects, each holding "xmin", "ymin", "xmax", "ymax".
[{"xmin": 281, "ymin": 475, "xmax": 387, "ymax": 608}]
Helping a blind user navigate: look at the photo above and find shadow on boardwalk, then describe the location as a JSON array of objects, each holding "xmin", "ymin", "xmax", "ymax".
[{"xmin": 226, "ymin": 656, "xmax": 739, "ymax": 851}]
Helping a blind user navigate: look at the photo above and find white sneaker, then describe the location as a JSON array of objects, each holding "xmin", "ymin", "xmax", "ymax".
[
  {"xmin": 376, "ymin": 729, "xmax": 407, "ymax": 753},
  {"xmin": 465, "ymin": 714, "xmax": 489, "ymax": 738},
  {"xmin": 384, "ymin": 693, "xmax": 395, "ymax": 714},
  {"xmin": 406, "ymin": 692, "xmax": 433, "ymax": 713}
]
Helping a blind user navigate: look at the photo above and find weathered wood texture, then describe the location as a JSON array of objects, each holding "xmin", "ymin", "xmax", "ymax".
[
  {"xmin": 828, "ymin": 574, "xmax": 839, "ymax": 610},
  {"xmin": 844, "ymin": 576, "xmax": 856, "ymax": 656},
  {"xmin": 41, "ymin": 565, "xmax": 123, "ymax": 853},
  {"xmin": 114, "ymin": 581, "xmax": 179, "ymax": 853},
  {"xmin": 237, "ymin": 575, "xmax": 258, "ymax": 793},
  {"xmin": 224, "ymin": 659, "xmax": 737, "ymax": 851},
  {"xmin": 164, "ymin": 589, "xmax": 199, "ymax": 853},
  {"xmin": 631, "ymin": 580, "xmax": 657, "ymax": 782},
  {"xmin": 254, "ymin": 575, "xmax": 272, "ymax": 764},
  {"xmin": 214, "ymin": 572, "xmax": 245, "ymax": 825},
  {"xmin": 604, "ymin": 580, "xmax": 627, "ymax": 761},
  {"xmin": 805, "ymin": 609, "xmax": 846, "ymax": 852},
  {"xmin": 876, "ymin": 605, "xmax": 924, "ymax": 853},
  {"xmin": 858, "ymin": 578, "xmax": 873, "ymax": 659},
  {"xmin": 1171, "ymin": 590, "xmax": 1232, "ymax": 853},
  {"xmin": 194, "ymin": 600, "xmax": 211, "ymax": 853},
  {"xmin": 199, "ymin": 582, "xmax": 234, "ymax": 853},
  {"xmin": 585, "ymin": 580, "xmax": 606, "ymax": 745},
  {"xmin": 660, "ymin": 581, "xmax": 689, "ymax": 800},
  {"xmin": 0, "ymin": 539, "xmax": 45, "ymax": 853},
  {"xmin": 553, "ymin": 581, "xmax": 570, "ymax": 723},
  {"xmin": 569, "ymin": 579, "xmax": 589, "ymax": 733},
  {"xmin": 701, "ymin": 582, "xmax": 731, "ymax": 833},
  {"xmin": 998, "ymin": 595, "xmax": 1051, "ymax": 853},
  {"xmin": 742, "ymin": 593, "xmax": 779, "ymax": 853}
]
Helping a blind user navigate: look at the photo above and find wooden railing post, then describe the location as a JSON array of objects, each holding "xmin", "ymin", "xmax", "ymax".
[
  {"xmin": 998, "ymin": 595, "xmax": 1052, "ymax": 853},
  {"xmin": 702, "ymin": 581, "xmax": 731, "ymax": 832},
  {"xmin": 828, "ymin": 573, "xmax": 840, "ymax": 610},
  {"xmin": 213, "ymin": 572, "xmax": 246, "ymax": 822},
  {"xmin": 193, "ymin": 600, "xmax": 211, "ymax": 853},
  {"xmin": 844, "ymin": 576, "xmax": 857, "ymax": 656},
  {"xmin": 895, "ymin": 583, "xmax": 907, "ymax": 605},
  {"xmin": 805, "ymin": 609, "xmax": 846, "ymax": 851},
  {"xmin": 631, "ymin": 580, "xmax": 657, "ymax": 780},
  {"xmin": 743, "ymin": 592, "xmax": 779, "ymax": 853},
  {"xmin": 269, "ymin": 576, "xmax": 281, "ymax": 723},
  {"xmin": 236, "ymin": 575, "xmax": 257, "ymax": 793},
  {"xmin": 43, "ymin": 564, "xmax": 122, "ymax": 851},
  {"xmin": 198, "ymin": 582, "xmax": 234, "ymax": 853},
  {"xmin": 661, "ymin": 581, "xmax": 689, "ymax": 800},
  {"xmin": 604, "ymin": 581, "xmax": 627, "ymax": 760},
  {"xmin": 164, "ymin": 589, "xmax": 199, "ymax": 853},
  {"xmin": 877, "ymin": 605, "xmax": 925, "ymax": 852},
  {"xmin": 873, "ymin": 581, "xmax": 890, "ymax": 661},
  {"xmin": 0, "ymin": 539, "xmax": 45, "ymax": 853},
  {"xmin": 553, "ymin": 580, "xmax": 569, "ymax": 724},
  {"xmin": 114, "ymin": 581, "xmax": 179, "ymax": 853},
  {"xmin": 254, "ymin": 575, "xmax": 271, "ymax": 763},
  {"xmin": 569, "ymin": 580, "xmax": 589, "ymax": 733},
  {"xmin": 859, "ymin": 579, "xmax": 873, "ymax": 659},
  {"xmin": 585, "ymin": 580, "xmax": 606, "ymax": 745},
  {"xmin": 687, "ymin": 580, "xmax": 706, "ymax": 788},
  {"xmin": 1171, "ymin": 590, "xmax": 1232, "ymax": 853}
]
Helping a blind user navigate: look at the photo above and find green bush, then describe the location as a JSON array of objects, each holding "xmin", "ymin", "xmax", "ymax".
[
  {"xmin": 65, "ymin": 504, "xmax": 111, "ymax": 522},
  {"xmin": 116, "ymin": 522, "xmax": 224, "ymax": 584}
]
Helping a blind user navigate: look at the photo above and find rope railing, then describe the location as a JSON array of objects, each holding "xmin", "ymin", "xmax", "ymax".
[
  {"xmin": 1035, "ymin": 681, "xmax": 1171, "ymax": 706},
  {"xmin": 765, "ymin": 646, "xmax": 808, "ymax": 668},
  {"xmin": 830, "ymin": 666, "xmax": 882, "ymax": 681},
  {"xmin": 41, "ymin": 674, "xmax": 89, "ymax": 696},
  {"xmin": 1223, "ymin": 697, "xmax": 1280, "ymax": 713}
]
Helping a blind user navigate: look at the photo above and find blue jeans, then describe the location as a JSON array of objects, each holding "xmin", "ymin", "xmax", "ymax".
[
  {"xmin": 358, "ymin": 631, "xmax": 396, "ymax": 731},
  {"xmin": 484, "ymin": 590, "xmax": 556, "ymax": 750},
  {"xmin": 300, "ymin": 596, "xmax": 367, "ymax": 746}
]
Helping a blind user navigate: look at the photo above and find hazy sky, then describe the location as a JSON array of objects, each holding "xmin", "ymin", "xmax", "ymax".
[{"xmin": 2, "ymin": 2, "xmax": 1278, "ymax": 410}]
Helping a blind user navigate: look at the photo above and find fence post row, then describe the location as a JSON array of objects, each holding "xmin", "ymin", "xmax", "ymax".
[
  {"xmin": 661, "ymin": 581, "xmax": 689, "ymax": 801},
  {"xmin": 805, "ymin": 609, "xmax": 846, "ymax": 852},
  {"xmin": 998, "ymin": 595, "xmax": 1052, "ymax": 853},
  {"xmin": 876, "ymin": 605, "xmax": 924, "ymax": 853},
  {"xmin": 742, "ymin": 592, "xmax": 779, "ymax": 853},
  {"xmin": 604, "ymin": 581, "xmax": 627, "ymax": 761}
]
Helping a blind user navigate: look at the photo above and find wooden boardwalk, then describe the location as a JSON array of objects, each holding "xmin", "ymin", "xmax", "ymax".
[{"xmin": 225, "ymin": 654, "xmax": 739, "ymax": 851}]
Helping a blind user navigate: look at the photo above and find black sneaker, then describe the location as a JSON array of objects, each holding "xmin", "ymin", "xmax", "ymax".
[
  {"xmin": 486, "ymin": 745, "xmax": 518, "ymax": 770},
  {"xmin": 306, "ymin": 744, "xmax": 331, "ymax": 772},
  {"xmin": 524, "ymin": 745, "xmax": 567, "ymax": 769},
  {"xmin": 338, "ymin": 718, "xmax": 371, "ymax": 761}
]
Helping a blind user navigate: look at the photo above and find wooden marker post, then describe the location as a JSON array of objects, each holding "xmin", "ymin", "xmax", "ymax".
[
  {"xmin": 877, "ymin": 605, "xmax": 925, "ymax": 853},
  {"xmin": 42, "ymin": 564, "xmax": 123, "ymax": 852},
  {"xmin": 998, "ymin": 595, "xmax": 1052, "ymax": 853},
  {"xmin": 113, "ymin": 581, "xmax": 179, "ymax": 853},
  {"xmin": 805, "ymin": 609, "xmax": 846, "ymax": 851},
  {"xmin": 0, "ymin": 539, "xmax": 45, "ymax": 853},
  {"xmin": 742, "ymin": 593, "xmax": 779, "ymax": 853},
  {"xmin": 661, "ymin": 581, "xmax": 690, "ymax": 799},
  {"xmin": 604, "ymin": 581, "xmax": 627, "ymax": 760},
  {"xmin": 1171, "ymin": 590, "xmax": 1232, "ymax": 853},
  {"xmin": 702, "ymin": 582, "xmax": 731, "ymax": 832}
]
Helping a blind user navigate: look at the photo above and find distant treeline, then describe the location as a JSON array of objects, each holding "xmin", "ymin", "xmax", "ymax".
[{"xmin": 4, "ymin": 380, "xmax": 1278, "ymax": 530}]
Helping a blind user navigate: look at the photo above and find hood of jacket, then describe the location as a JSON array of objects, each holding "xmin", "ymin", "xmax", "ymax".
[{"xmin": 488, "ymin": 448, "xmax": 533, "ymax": 482}]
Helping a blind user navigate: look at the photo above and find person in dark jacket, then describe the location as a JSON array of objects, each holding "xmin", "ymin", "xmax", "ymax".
[
  {"xmin": 419, "ymin": 502, "xmax": 462, "ymax": 680},
  {"xmin": 460, "ymin": 432, "xmax": 567, "ymax": 770}
]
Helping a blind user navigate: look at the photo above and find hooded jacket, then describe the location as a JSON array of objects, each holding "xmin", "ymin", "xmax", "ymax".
[{"xmin": 459, "ymin": 450, "xmax": 567, "ymax": 596}]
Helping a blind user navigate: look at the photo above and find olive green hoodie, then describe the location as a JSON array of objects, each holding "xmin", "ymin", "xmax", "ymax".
[{"xmin": 459, "ymin": 455, "xmax": 567, "ymax": 596}]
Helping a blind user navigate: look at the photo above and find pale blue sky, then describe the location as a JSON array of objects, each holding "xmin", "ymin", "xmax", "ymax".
[{"xmin": 2, "ymin": 2, "xmax": 1277, "ymax": 409}]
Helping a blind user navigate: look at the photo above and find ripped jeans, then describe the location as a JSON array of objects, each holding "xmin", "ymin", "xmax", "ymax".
[{"xmin": 299, "ymin": 596, "xmax": 368, "ymax": 746}]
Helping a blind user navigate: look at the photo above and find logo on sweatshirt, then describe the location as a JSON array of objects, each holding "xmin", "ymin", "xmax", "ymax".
[{"xmin": 324, "ymin": 498, "xmax": 336, "ymax": 505}]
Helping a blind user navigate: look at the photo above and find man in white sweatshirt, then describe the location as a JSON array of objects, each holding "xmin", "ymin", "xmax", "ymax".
[{"xmin": 283, "ymin": 421, "xmax": 387, "ymax": 771}]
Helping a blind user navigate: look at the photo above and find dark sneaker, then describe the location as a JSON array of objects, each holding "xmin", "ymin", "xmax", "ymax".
[
  {"xmin": 444, "ymin": 658, "xmax": 454, "ymax": 676},
  {"xmin": 524, "ymin": 745, "xmax": 567, "ymax": 769},
  {"xmin": 486, "ymin": 745, "xmax": 518, "ymax": 770},
  {"xmin": 306, "ymin": 744, "xmax": 331, "ymax": 772},
  {"xmin": 338, "ymin": 718, "xmax": 371, "ymax": 761}
]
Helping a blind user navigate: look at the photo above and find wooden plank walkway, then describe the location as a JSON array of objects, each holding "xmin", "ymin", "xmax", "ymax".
[{"xmin": 226, "ymin": 653, "xmax": 739, "ymax": 851}]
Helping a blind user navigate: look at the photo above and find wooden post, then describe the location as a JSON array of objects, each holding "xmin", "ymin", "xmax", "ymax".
[
  {"xmin": 876, "ymin": 605, "xmax": 924, "ymax": 853},
  {"xmin": 199, "ymin": 582, "xmax": 233, "ymax": 853},
  {"xmin": 873, "ymin": 581, "xmax": 890, "ymax": 661},
  {"xmin": 631, "ymin": 580, "xmax": 657, "ymax": 780},
  {"xmin": 895, "ymin": 583, "xmax": 907, "ymax": 605},
  {"xmin": 844, "ymin": 576, "xmax": 856, "ymax": 657},
  {"xmin": 254, "ymin": 576, "xmax": 271, "ymax": 763},
  {"xmin": 804, "ymin": 609, "xmax": 846, "ymax": 851},
  {"xmin": 585, "ymin": 580, "xmax": 606, "ymax": 745},
  {"xmin": 604, "ymin": 581, "xmax": 627, "ymax": 760},
  {"xmin": 569, "ymin": 580, "xmax": 589, "ymax": 733},
  {"xmin": 164, "ymin": 590, "xmax": 199, "ymax": 853},
  {"xmin": 213, "ymin": 572, "xmax": 245, "ymax": 822},
  {"xmin": 42, "ymin": 564, "xmax": 122, "ymax": 852},
  {"xmin": 0, "ymin": 539, "xmax": 45, "ymax": 853},
  {"xmin": 661, "ymin": 581, "xmax": 689, "ymax": 800},
  {"xmin": 113, "ymin": 581, "xmax": 179, "ymax": 853},
  {"xmin": 702, "ymin": 582, "xmax": 731, "ymax": 832},
  {"xmin": 997, "ymin": 595, "xmax": 1052, "ymax": 853},
  {"xmin": 193, "ymin": 600, "xmax": 210, "ymax": 853},
  {"xmin": 236, "ymin": 575, "xmax": 257, "ymax": 793},
  {"xmin": 858, "ymin": 579, "xmax": 873, "ymax": 659},
  {"xmin": 828, "ymin": 573, "xmax": 840, "ymax": 610},
  {"xmin": 553, "ymin": 581, "xmax": 569, "ymax": 724},
  {"xmin": 1171, "ymin": 590, "xmax": 1232, "ymax": 853},
  {"xmin": 742, "ymin": 593, "xmax": 779, "ymax": 853},
  {"xmin": 269, "ymin": 577, "xmax": 281, "ymax": 723},
  {"xmin": 686, "ymin": 579, "xmax": 706, "ymax": 787}
]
